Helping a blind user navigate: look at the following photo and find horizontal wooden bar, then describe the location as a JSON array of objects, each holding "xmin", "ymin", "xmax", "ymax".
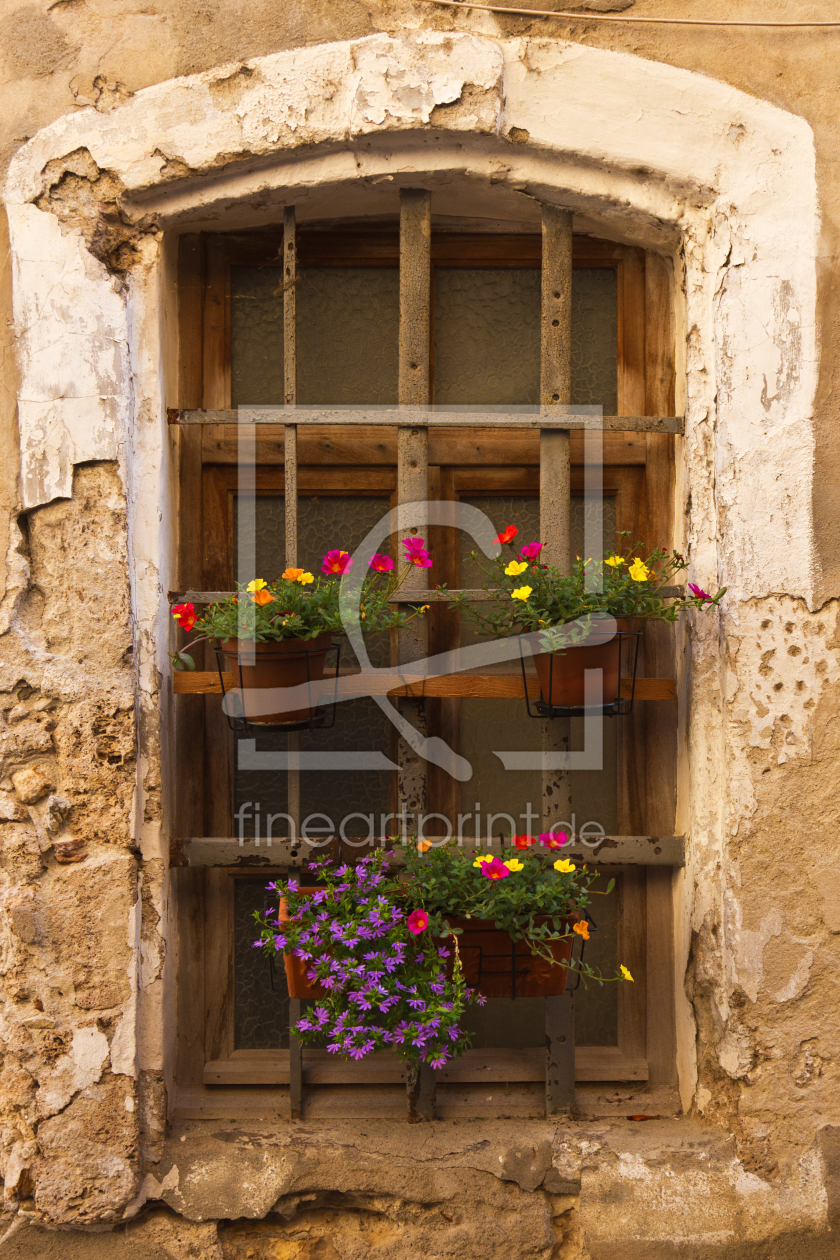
[
  {"xmin": 171, "ymin": 669, "xmax": 675, "ymax": 701},
  {"xmin": 172, "ymin": 835, "xmax": 685, "ymax": 868},
  {"xmin": 170, "ymin": 407, "xmax": 684, "ymax": 434},
  {"xmin": 199, "ymin": 425, "xmax": 649, "ymax": 467},
  {"xmin": 202, "ymin": 1045, "xmax": 648, "ymax": 1087},
  {"xmin": 169, "ymin": 588, "xmax": 684, "ymax": 603}
]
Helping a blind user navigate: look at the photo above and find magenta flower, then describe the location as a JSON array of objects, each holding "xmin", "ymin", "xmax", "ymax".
[
  {"xmin": 322, "ymin": 549, "xmax": 353, "ymax": 575},
  {"xmin": 369, "ymin": 553, "xmax": 395, "ymax": 573},
  {"xmin": 480, "ymin": 857, "xmax": 511, "ymax": 881},
  {"xmin": 402, "ymin": 537, "xmax": 433, "ymax": 568},
  {"xmin": 407, "ymin": 909, "xmax": 429, "ymax": 934},
  {"xmin": 519, "ymin": 541, "xmax": 544, "ymax": 562},
  {"xmin": 688, "ymin": 582, "xmax": 711, "ymax": 602},
  {"xmin": 538, "ymin": 831, "xmax": 568, "ymax": 849}
]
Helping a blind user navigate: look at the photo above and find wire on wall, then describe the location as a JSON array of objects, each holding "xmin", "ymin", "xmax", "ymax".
[{"xmin": 426, "ymin": 0, "xmax": 840, "ymax": 27}]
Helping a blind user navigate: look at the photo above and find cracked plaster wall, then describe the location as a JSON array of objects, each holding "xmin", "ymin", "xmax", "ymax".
[{"xmin": 0, "ymin": 7, "xmax": 839, "ymax": 1257}]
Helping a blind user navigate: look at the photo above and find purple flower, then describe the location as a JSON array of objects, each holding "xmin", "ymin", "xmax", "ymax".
[{"xmin": 287, "ymin": 879, "xmax": 299, "ymax": 893}]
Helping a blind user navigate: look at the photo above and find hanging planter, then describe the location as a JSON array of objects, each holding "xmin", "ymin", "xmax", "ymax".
[
  {"xmin": 455, "ymin": 525, "xmax": 723, "ymax": 719},
  {"xmin": 444, "ymin": 913, "xmax": 581, "ymax": 998},
  {"xmin": 216, "ymin": 633, "xmax": 335, "ymax": 727},
  {"xmin": 527, "ymin": 617, "xmax": 640, "ymax": 717},
  {"xmin": 278, "ymin": 892, "xmax": 327, "ymax": 999}
]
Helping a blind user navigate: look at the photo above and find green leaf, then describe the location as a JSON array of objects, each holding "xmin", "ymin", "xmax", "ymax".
[
  {"xmin": 177, "ymin": 651, "xmax": 195, "ymax": 671},
  {"xmin": 605, "ymin": 877, "xmax": 615, "ymax": 896}
]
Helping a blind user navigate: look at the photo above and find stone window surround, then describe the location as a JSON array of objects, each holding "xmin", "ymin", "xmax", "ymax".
[{"xmin": 2, "ymin": 30, "xmax": 818, "ymax": 1128}]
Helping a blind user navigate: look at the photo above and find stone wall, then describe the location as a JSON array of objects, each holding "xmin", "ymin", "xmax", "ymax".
[{"xmin": 1, "ymin": 3, "xmax": 840, "ymax": 1256}]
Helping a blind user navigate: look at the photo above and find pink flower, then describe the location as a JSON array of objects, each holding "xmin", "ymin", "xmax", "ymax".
[
  {"xmin": 688, "ymin": 582, "xmax": 711, "ymax": 602},
  {"xmin": 538, "ymin": 831, "xmax": 568, "ymax": 849},
  {"xmin": 407, "ymin": 909, "xmax": 429, "ymax": 934},
  {"xmin": 480, "ymin": 857, "xmax": 511, "ymax": 881},
  {"xmin": 402, "ymin": 537, "xmax": 433, "ymax": 568},
  {"xmin": 322, "ymin": 550, "xmax": 353, "ymax": 575},
  {"xmin": 369, "ymin": 553, "xmax": 395, "ymax": 573},
  {"xmin": 519, "ymin": 542, "xmax": 544, "ymax": 562}
]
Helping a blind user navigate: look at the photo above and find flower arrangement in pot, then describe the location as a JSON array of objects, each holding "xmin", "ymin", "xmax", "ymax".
[
  {"xmin": 253, "ymin": 838, "xmax": 630, "ymax": 1079},
  {"xmin": 456, "ymin": 526, "xmax": 724, "ymax": 711},
  {"xmin": 401, "ymin": 834, "xmax": 631, "ymax": 997},
  {"xmin": 169, "ymin": 539, "xmax": 432, "ymax": 724}
]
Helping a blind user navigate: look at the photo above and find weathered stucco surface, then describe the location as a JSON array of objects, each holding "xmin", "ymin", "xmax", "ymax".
[{"xmin": 1, "ymin": 3, "xmax": 840, "ymax": 1255}]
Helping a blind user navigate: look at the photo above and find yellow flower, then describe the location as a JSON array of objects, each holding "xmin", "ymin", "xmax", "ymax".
[
  {"xmin": 554, "ymin": 858, "xmax": 576, "ymax": 874},
  {"xmin": 246, "ymin": 579, "xmax": 268, "ymax": 592},
  {"xmin": 511, "ymin": 586, "xmax": 533, "ymax": 602},
  {"xmin": 503, "ymin": 857, "xmax": 524, "ymax": 872},
  {"xmin": 472, "ymin": 854, "xmax": 494, "ymax": 868},
  {"xmin": 298, "ymin": 572, "xmax": 314, "ymax": 585},
  {"xmin": 620, "ymin": 965, "xmax": 634, "ymax": 982},
  {"xmin": 419, "ymin": 604, "xmax": 430, "ymax": 613},
  {"xmin": 505, "ymin": 560, "xmax": 528, "ymax": 577},
  {"xmin": 605, "ymin": 555, "xmax": 624, "ymax": 568},
  {"xmin": 629, "ymin": 558, "xmax": 651, "ymax": 582}
]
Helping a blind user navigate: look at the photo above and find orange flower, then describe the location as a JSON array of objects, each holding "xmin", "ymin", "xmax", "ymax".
[
  {"xmin": 573, "ymin": 921, "xmax": 590, "ymax": 941},
  {"xmin": 417, "ymin": 839, "xmax": 432, "ymax": 853},
  {"xmin": 282, "ymin": 567, "xmax": 304, "ymax": 581},
  {"xmin": 251, "ymin": 588, "xmax": 276, "ymax": 606}
]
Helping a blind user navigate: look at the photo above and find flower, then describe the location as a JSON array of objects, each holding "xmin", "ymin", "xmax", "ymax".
[
  {"xmin": 511, "ymin": 586, "xmax": 533, "ymax": 602},
  {"xmin": 573, "ymin": 921, "xmax": 590, "ymax": 940},
  {"xmin": 620, "ymin": 965, "xmax": 634, "ymax": 982},
  {"xmin": 628, "ymin": 558, "xmax": 651, "ymax": 582},
  {"xmin": 480, "ymin": 857, "xmax": 511, "ymax": 880},
  {"xmin": 513, "ymin": 834, "xmax": 533, "ymax": 850},
  {"xmin": 407, "ymin": 909, "xmax": 429, "ymax": 935},
  {"xmin": 495, "ymin": 525, "xmax": 518, "ymax": 545},
  {"xmin": 299, "ymin": 572, "xmax": 314, "ymax": 585},
  {"xmin": 688, "ymin": 582, "xmax": 711, "ymax": 601},
  {"xmin": 418, "ymin": 605, "xmax": 430, "ymax": 614},
  {"xmin": 369, "ymin": 553, "xmax": 395, "ymax": 573},
  {"xmin": 417, "ymin": 840, "xmax": 432, "ymax": 853},
  {"xmin": 472, "ymin": 854, "xmax": 494, "ymax": 867},
  {"xmin": 282, "ymin": 567, "xmax": 314, "ymax": 584},
  {"xmin": 505, "ymin": 560, "xmax": 529, "ymax": 577},
  {"xmin": 538, "ymin": 831, "xmax": 568, "ymax": 849},
  {"xmin": 246, "ymin": 579, "xmax": 268, "ymax": 592},
  {"xmin": 605, "ymin": 554, "xmax": 624, "ymax": 568},
  {"xmin": 554, "ymin": 858, "xmax": 577, "ymax": 874},
  {"xmin": 322, "ymin": 550, "xmax": 353, "ymax": 575},
  {"xmin": 251, "ymin": 588, "xmax": 276, "ymax": 606},
  {"xmin": 503, "ymin": 857, "xmax": 524, "ymax": 872},
  {"xmin": 171, "ymin": 602, "xmax": 196, "ymax": 632},
  {"xmin": 402, "ymin": 537, "xmax": 433, "ymax": 568},
  {"xmin": 519, "ymin": 542, "xmax": 543, "ymax": 562}
]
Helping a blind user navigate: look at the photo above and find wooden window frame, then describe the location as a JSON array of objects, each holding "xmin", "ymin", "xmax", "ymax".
[{"xmin": 170, "ymin": 226, "xmax": 678, "ymax": 1120}]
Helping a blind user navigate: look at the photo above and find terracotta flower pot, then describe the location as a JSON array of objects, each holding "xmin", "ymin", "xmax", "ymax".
[
  {"xmin": 533, "ymin": 618, "xmax": 634, "ymax": 709},
  {"xmin": 278, "ymin": 892, "xmax": 327, "ymax": 1000},
  {"xmin": 220, "ymin": 633, "xmax": 332, "ymax": 724},
  {"xmin": 444, "ymin": 914, "xmax": 578, "ymax": 998}
]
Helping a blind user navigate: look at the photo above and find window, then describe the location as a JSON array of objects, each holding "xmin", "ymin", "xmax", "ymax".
[{"xmin": 169, "ymin": 215, "xmax": 680, "ymax": 1119}]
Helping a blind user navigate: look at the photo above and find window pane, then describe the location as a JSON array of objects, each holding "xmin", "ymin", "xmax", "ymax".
[
  {"xmin": 234, "ymin": 877, "xmax": 289, "ymax": 1050},
  {"xmin": 433, "ymin": 266, "xmax": 617, "ymax": 409}
]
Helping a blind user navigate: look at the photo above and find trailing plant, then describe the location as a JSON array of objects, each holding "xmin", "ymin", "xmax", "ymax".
[
  {"xmin": 455, "ymin": 526, "xmax": 723, "ymax": 651},
  {"xmin": 253, "ymin": 853, "xmax": 482, "ymax": 1070},
  {"xmin": 169, "ymin": 538, "xmax": 432, "ymax": 670}
]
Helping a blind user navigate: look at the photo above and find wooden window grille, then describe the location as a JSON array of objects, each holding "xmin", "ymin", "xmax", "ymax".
[{"xmin": 168, "ymin": 192, "xmax": 683, "ymax": 1122}]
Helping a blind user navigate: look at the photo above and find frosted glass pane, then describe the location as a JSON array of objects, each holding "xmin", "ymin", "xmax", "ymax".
[
  {"xmin": 297, "ymin": 268, "xmax": 399, "ymax": 404},
  {"xmin": 231, "ymin": 266, "xmax": 399, "ymax": 406},
  {"xmin": 234, "ymin": 878, "xmax": 290, "ymax": 1050},
  {"xmin": 433, "ymin": 267, "xmax": 617, "ymax": 409},
  {"xmin": 231, "ymin": 267, "xmax": 284, "ymax": 407}
]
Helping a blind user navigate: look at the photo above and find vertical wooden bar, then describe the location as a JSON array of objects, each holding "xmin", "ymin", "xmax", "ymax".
[
  {"xmin": 540, "ymin": 205, "xmax": 574, "ymax": 1115},
  {"xmin": 283, "ymin": 207, "xmax": 301, "ymax": 851},
  {"xmin": 617, "ymin": 868, "xmax": 647, "ymax": 1062},
  {"xmin": 545, "ymin": 993, "xmax": 575, "ymax": 1115},
  {"xmin": 399, "ymin": 189, "xmax": 433, "ymax": 1119},
  {"xmin": 644, "ymin": 252, "xmax": 678, "ymax": 1088},
  {"xmin": 289, "ymin": 997, "xmax": 303, "ymax": 1120}
]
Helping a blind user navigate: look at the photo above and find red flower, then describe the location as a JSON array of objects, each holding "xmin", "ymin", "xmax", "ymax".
[
  {"xmin": 407, "ymin": 909, "xmax": 429, "ymax": 934},
  {"xmin": 538, "ymin": 831, "xmax": 568, "ymax": 849},
  {"xmin": 495, "ymin": 526, "xmax": 518, "ymax": 545},
  {"xmin": 480, "ymin": 857, "xmax": 511, "ymax": 881},
  {"xmin": 513, "ymin": 834, "xmax": 534, "ymax": 850},
  {"xmin": 172, "ymin": 603, "xmax": 196, "ymax": 632},
  {"xmin": 322, "ymin": 550, "xmax": 353, "ymax": 575},
  {"xmin": 369, "ymin": 553, "xmax": 395, "ymax": 573}
]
